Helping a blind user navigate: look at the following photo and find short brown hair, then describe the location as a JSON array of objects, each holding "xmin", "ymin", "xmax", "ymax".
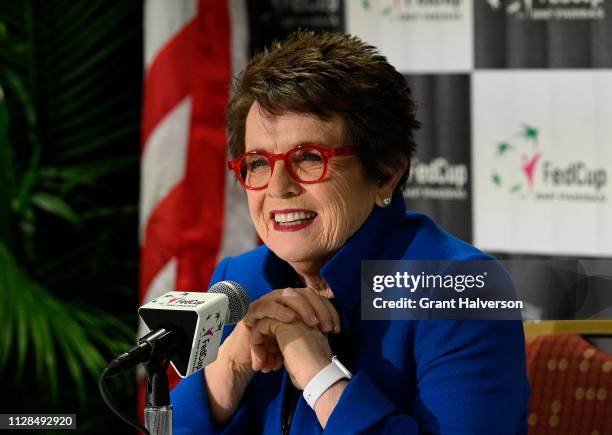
[{"xmin": 227, "ymin": 30, "xmax": 420, "ymax": 191}]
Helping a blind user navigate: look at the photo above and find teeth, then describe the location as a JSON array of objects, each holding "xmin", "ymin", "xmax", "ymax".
[{"xmin": 274, "ymin": 211, "xmax": 316, "ymax": 223}]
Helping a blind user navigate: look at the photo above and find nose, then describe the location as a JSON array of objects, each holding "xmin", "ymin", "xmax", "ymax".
[{"xmin": 266, "ymin": 160, "xmax": 302, "ymax": 198}]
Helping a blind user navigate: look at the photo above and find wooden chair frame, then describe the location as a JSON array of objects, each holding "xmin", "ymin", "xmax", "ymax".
[{"xmin": 524, "ymin": 320, "xmax": 612, "ymax": 337}]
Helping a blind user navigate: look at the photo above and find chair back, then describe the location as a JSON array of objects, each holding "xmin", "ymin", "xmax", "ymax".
[{"xmin": 524, "ymin": 321, "xmax": 612, "ymax": 434}]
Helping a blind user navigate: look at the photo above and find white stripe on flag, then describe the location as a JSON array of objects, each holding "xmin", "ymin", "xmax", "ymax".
[
  {"xmin": 139, "ymin": 96, "xmax": 192, "ymax": 242},
  {"xmin": 138, "ymin": 258, "xmax": 178, "ymax": 340},
  {"xmin": 229, "ymin": 0, "xmax": 249, "ymax": 79},
  {"xmin": 218, "ymin": 0, "xmax": 257, "ymax": 260},
  {"xmin": 144, "ymin": 257, "xmax": 178, "ymax": 303},
  {"xmin": 219, "ymin": 167, "xmax": 257, "ymax": 261},
  {"xmin": 144, "ymin": 0, "xmax": 197, "ymax": 67}
]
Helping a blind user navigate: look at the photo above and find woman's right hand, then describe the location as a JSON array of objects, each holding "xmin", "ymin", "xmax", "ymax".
[{"xmin": 205, "ymin": 287, "xmax": 340, "ymax": 425}]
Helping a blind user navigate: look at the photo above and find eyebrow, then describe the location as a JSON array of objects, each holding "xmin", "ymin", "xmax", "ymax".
[{"xmin": 247, "ymin": 141, "xmax": 335, "ymax": 153}]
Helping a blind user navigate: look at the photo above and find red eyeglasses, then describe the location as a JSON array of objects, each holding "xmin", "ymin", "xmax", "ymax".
[{"xmin": 228, "ymin": 144, "xmax": 356, "ymax": 190}]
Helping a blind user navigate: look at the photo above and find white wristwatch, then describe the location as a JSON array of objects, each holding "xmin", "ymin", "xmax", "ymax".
[{"xmin": 303, "ymin": 355, "xmax": 352, "ymax": 409}]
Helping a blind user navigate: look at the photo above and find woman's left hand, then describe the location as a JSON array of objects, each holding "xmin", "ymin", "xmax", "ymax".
[{"xmin": 250, "ymin": 318, "xmax": 333, "ymax": 389}]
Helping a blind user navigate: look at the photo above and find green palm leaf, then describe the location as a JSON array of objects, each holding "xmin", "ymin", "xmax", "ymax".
[
  {"xmin": 0, "ymin": 0, "xmax": 142, "ymax": 417},
  {"xmin": 30, "ymin": 192, "xmax": 81, "ymax": 226},
  {"xmin": 0, "ymin": 242, "xmax": 135, "ymax": 403}
]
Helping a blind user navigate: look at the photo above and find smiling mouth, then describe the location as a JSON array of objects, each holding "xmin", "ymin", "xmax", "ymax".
[{"xmin": 273, "ymin": 210, "xmax": 317, "ymax": 226}]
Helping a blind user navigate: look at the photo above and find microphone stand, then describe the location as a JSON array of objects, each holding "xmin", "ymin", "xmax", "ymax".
[{"xmin": 143, "ymin": 338, "xmax": 173, "ymax": 435}]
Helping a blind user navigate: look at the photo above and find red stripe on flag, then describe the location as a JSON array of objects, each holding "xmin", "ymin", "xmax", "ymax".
[
  {"xmin": 140, "ymin": 184, "xmax": 183, "ymax": 299},
  {"xmin": 174, "ymin": 0, "xmax": 231, "ymax": 292},
  {"xmin": 141, "ymin": 19, "xmax": 198, "ymax": 151}
]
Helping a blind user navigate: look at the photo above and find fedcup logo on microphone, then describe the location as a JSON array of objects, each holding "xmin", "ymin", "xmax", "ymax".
[
  {"xmin": 151, "ymin": 292, "xmax": 208, "ymax": 306},
  {"xmin": 203, "ymin": 311, "xmax": 224, "ymax": 335},
  {"xmin": 193, "ymin": 311, "xmax": 224, "ymax": 372}
]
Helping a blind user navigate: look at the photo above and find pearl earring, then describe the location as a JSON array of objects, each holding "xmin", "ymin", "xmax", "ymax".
[{"xmin": 382, "ymin": 197, "xmax": 392, "ymax": 207}]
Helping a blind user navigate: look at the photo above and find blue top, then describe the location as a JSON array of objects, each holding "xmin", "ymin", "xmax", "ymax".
[{"xmin": 171, "ymin": 193, "xmax": 530, "ymax": 434}]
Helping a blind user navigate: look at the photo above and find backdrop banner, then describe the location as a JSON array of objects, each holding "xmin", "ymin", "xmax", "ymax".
[
  {"xmin": 404, "ymin": 74, "xmax": 472, "ymax": 243},
  {"xmin": 472, "ymin": 71, "xmax": 612, "ymax": 256},
  {"xmin": 475, "ymin": 0, "xmax": 612, "ymax": 68},
  {"xmin": 346, "ymin": 0, "xmax": 473, "ymax": 72}
]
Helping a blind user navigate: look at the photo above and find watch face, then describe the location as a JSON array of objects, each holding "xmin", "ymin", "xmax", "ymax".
[{"xmin": 332, "ymin": 357, "xmax": 353, "ymax": 378}]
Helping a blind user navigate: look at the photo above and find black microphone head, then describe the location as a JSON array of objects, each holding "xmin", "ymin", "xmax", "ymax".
[{"xmin": 209, "ymin": 280, "xmax": 250, "ymax": 325}]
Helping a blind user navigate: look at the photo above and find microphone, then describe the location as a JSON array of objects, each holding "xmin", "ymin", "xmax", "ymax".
[{"xmin": 104, "ymin": 280, "xmax": 250, "ymax": 378}]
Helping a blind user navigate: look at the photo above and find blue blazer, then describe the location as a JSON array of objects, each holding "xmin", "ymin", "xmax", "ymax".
[{"xmin": 171, "ymin": 194, "xmax": 530, "ymax": 434}]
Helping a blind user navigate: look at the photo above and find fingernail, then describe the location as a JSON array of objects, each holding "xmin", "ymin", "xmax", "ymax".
[
  {"xmin": 324, "ymin": 321, "xmax": 334, "ymax": 332},
  {"xmin": 310, "ymin": 315, "xmax": 319, "ymax": 324},
  {"xmin": 282, "ymin": 310, "xmax": 294, "ymax": 320},
  {"xmin": 334, "ymin": 323, "xmax": 340, "ymax": 333}
]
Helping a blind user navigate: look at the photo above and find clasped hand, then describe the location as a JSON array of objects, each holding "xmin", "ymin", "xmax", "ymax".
[{"xmin": 227, "ymin": 287, "xmax": 340, "ymax": 390}]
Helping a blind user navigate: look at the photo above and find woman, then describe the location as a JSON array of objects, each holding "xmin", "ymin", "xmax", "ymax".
[{"xmin": 171, "ymin": 31, "xmax": 529, "ymax": 434}]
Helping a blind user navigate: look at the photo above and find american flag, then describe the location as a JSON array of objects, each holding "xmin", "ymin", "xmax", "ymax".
[{"xmin": 139, "ymin": 0, "xmax": 256, "ymax": 394}]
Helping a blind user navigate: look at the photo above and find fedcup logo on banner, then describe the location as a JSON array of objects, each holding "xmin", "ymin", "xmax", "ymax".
[
  {"xmin": 139, "ymin": 291, "xmax": 229, "ymax": 377},
  {"xmin": 490, "ymin": 122, "xmax": 608, "ymax": 202},
  {"xmin": 491, "ymin": 123, "xmax": 541, "ymax": 195},
  {"xmin": 487, "ymin": 0, "xmax": 606, "ymax": 20},
  {"xmin": 360, "ymin": 0, "xmax": 465, "ymax": 20},
  {"xmin": 405, "ymin": 157, "xmax": 469, "ymax": 200}
]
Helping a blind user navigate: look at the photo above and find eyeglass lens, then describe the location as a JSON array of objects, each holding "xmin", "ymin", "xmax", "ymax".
[{"xmin": 239, "ymin": 147, "xmax": 326, "ymax": 188}]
